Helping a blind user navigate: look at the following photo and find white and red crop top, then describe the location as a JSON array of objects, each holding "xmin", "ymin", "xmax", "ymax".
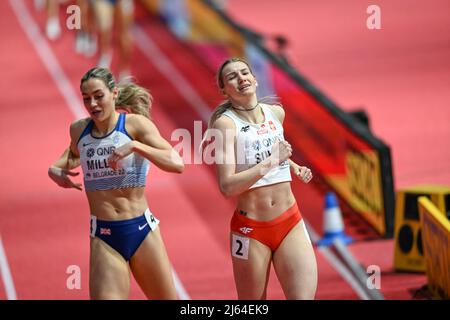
[{"xmin": 222, "ymin": 104, "xmax": 291, "ymax": 189}]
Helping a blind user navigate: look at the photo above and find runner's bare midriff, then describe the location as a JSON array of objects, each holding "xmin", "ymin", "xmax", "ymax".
[
  {"xmin": 236, "ymin": 182, "xmax": 296, "ymax": 221},
  {"xmin": 86, "ymin": 187, "xmax": 148, "ymax": 220}
]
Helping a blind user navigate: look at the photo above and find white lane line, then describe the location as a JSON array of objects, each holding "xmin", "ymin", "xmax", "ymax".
[
  {"xmin": 318, "ymin": 247, "xmax": 371, "ymax": 300},
  {"xmin": 9, "ymin": 0, "xmax": 86, "ymax": 119},
  {"xmin": 172, "ymin": 269, "xmax": 191, "ymax": 300},
  {"xmin": 11, "ymin": 0, "xmax": 190, "ymax": 300},
  {"xmin": 0, "ymin": 235, "xmax": 17, "ymax": 300},
  {"xmin": 304, "ymin": 220, "xmax": 370, "ymax": 300},
  {"xmin": 333, "ymin": 238, "xmax": 384, "ymax": 300}
]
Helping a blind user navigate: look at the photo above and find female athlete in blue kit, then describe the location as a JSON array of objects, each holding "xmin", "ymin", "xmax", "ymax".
[{"xmin": 48, "ymin": 67, "xmax": 184, "ymax": 299}]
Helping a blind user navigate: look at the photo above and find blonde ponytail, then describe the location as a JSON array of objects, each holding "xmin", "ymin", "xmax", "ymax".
[
  {"xmin": 200, "ymin": 101, "xmax": 231, "ymax": 152},
  {"xmin": 208, "ymin": 101, "xmax": 232, "ymax": 129},
  {"xmin": 116, "ymin": 83, "xmax": 153, "ymax": 119}
]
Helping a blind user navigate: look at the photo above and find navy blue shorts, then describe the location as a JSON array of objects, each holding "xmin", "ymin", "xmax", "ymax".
[{"xmin": 90, "ymin": 209, "xmax": 159, "ymax": 261}]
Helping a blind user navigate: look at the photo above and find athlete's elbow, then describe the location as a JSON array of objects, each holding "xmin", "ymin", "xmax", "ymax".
[
  {"xmin": 168, "ymin": 158, "xmax": 184, "ymax": 174},
  {"xmin": 164, "ymin": 163, "xmax": 184, "ymax": 174},
  {"xmin": 47, "ymin": 166, "xmax": 54, "ymax": 179},
  {"xmin": 169, "ymin": 150, "xmax": 184, "ymax": 173},
  {"xmin": 219, "ymin": 182, "xmax": 235, "ymax": 198},
  {"xmin": 173, "ymin": 162, "xmax": 184, "ymax": 174},
  {"xmin": 48, "ymin": 166, "xmax": 59, "ymax": 179},
  {"xmin": 220, "ymin": 187, "xmax": 232, "ymax": 198}
]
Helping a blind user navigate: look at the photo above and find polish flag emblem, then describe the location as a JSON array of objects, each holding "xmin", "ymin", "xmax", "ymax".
[
  {"xmin": 257, "ymin": 124, "xmax": 268, "ymax": 135},
  {"xmin": 240, "ymin": 227, "xmax": 253, "ymax": 234},
  {"xmin": 269, "ymin": 120, "xmax": 277, "ymax": 131}
]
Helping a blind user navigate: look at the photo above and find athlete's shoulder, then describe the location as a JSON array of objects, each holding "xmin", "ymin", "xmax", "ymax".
[
  {"xmin": 70, "ymin": 118, "xmax": 90, "ymax": 135},
  {"xmin": 265, "ymin": 103, "xmax": 285, "ymax": 123},
  {"xmin": 124, "ymin": 113, "xmax": 152, "ymax": 126},
  {"xmin": 213, "ymin": 113, "xmax": 235, "ymax": 130},
  {"xmin": 124, "ymin": 113, "xmax": 156, "ymax": 133},
  {"xmin": 69, "ymin": 118, "xmax": 90, "ymax": 151},
  {"xmin": 123, "ymin": 113, "xmax": 160, "ymax": 140}
]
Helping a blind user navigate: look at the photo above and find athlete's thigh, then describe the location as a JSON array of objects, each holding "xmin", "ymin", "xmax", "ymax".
[
  {"xmin": 91, "ymin": 0, "xmax": 114, "ymax": 31},
  {"xmin": 116, "ymin": 0, "xmax": 133, "ymax": 29},
  {"xmin": 89, "ymin": 237, "xmax": 131, "ymax": 300},
  {"xmin": 230, "ymin": 232, "xmax": 272, "ymax": 299},
  {"xmin": 272, "ymin": 221, "xmax": 317, "ymax": 299},
  {"xmin": 129, "ymin": 227, "xmax": 177, "ymax": 300}
]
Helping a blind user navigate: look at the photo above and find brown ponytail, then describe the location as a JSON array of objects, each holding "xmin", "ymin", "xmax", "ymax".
[{"xmin": 116, "ymin": 83, "xmax": 153, "ymax": 119}]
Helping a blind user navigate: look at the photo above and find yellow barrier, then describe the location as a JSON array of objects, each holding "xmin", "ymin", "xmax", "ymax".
[
  {"xmin": 419, "ymin": 197, "xmax": 450, "ymax": 299},
  {"xmin": 393, "ymin": 185, "xmax": 450, "ymax": 272}
]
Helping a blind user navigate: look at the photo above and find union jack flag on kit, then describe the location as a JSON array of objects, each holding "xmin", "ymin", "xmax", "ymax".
[{"xmin": 100, "ymin": 228, "xmax": 111, "ymax": 235}]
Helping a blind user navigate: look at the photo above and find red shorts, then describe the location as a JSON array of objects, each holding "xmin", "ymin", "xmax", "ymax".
[{"xmin": 230, "ymin": 202, "xmax": 302, "ymax": 251}]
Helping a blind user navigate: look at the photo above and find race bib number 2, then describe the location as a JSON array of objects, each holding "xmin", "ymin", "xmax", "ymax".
[{"xmin": 232, "ymin": 234, "xmax": 250, "ymax": 260}]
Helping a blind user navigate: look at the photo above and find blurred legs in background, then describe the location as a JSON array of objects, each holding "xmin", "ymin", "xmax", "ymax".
[
  {"xmin": 91, "ymin": 0, "xmax": 134, "ymax": 82},
  {"xmin": 45, "ymin": 0, "xmax": 61, "ymax": 40},
  {"xmin": 75, "ymin": 0, "xmax": 97, "ymax": 57}
]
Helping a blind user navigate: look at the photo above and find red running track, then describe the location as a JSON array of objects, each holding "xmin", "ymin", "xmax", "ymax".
[{"xmin": 0, "ymin": 0, "xmax": 414, "ymax": 300}]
